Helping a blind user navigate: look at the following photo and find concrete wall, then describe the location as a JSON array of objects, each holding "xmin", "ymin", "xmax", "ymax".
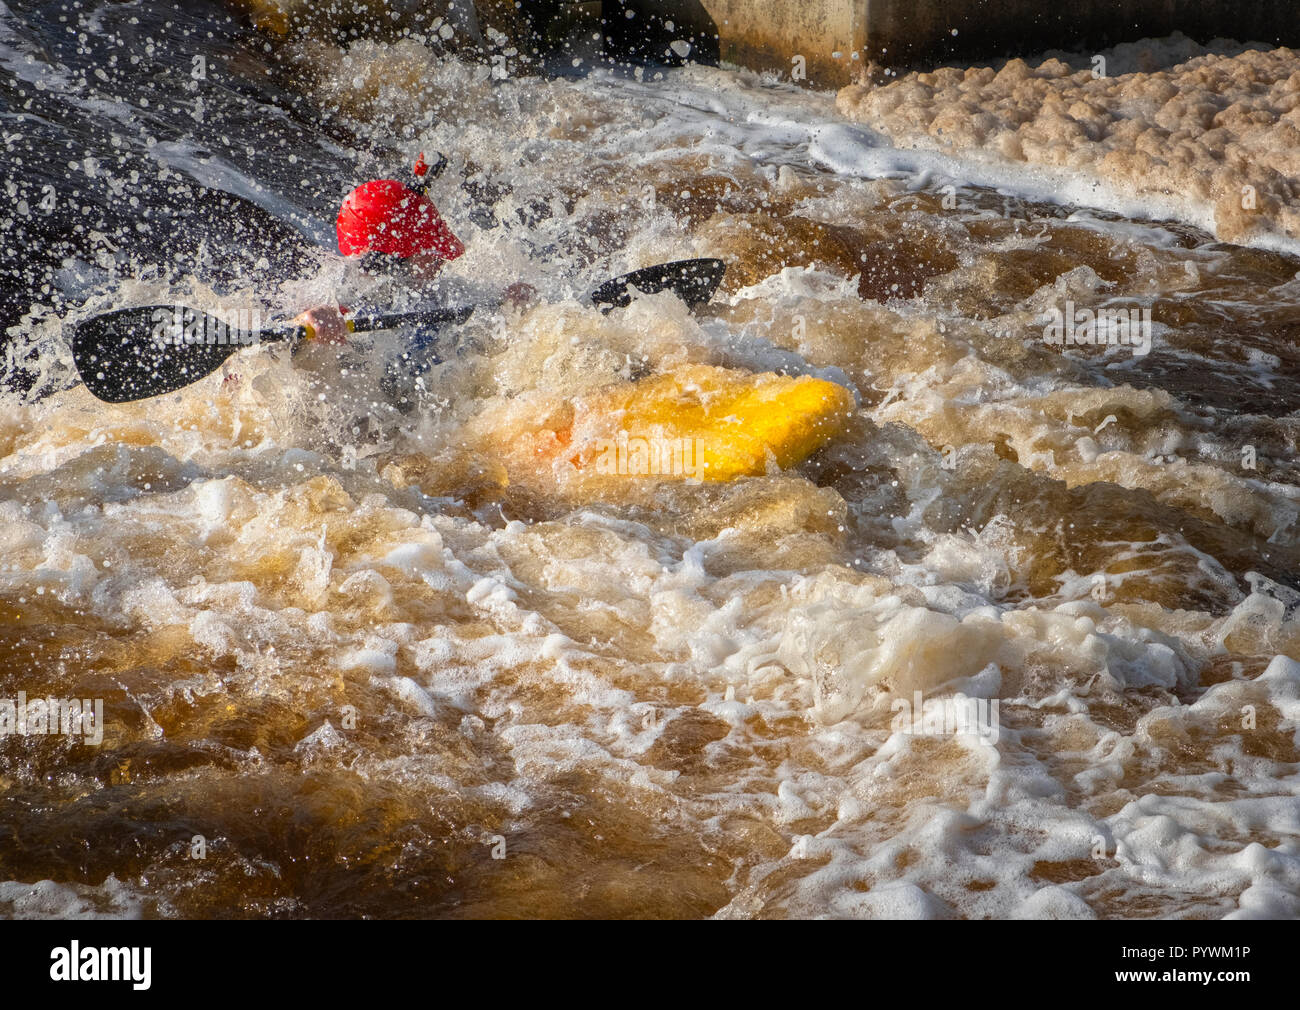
[
  {"xmin": 520, "ymin": 1, "xmax": 1300, "ymax": 90},
  {"xmin": 688, "ymin": 0, "xmax": 862, "ymax": 90}
]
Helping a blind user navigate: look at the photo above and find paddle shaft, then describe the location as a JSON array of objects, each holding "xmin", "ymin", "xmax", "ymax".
[{"xmin": 262, "ymin": 306, "xmax": 473, "ymax": 344}]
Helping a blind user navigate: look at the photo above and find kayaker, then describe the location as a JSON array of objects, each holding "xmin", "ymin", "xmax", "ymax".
[
  {"xmin": 293, "ymin": 152, "xmax": 535, "ymax": 344},
  {"xmin": 287, "ymin": 153, "xmax": 535, "ymax": 410}
]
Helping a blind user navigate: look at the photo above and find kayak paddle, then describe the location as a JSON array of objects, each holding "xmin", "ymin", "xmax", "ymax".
[{"xmin": 71, "ymin": 258, "xmax": 726, "ymax": 403}]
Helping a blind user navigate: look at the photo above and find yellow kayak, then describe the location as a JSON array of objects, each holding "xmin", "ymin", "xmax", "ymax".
[
  {"xmin": 382, "ymin": 366, "xmax": 855, "ymax": 504},
  {"xmin": 552, "ymin": 365, "xmax": 855, "ymax": 482}
]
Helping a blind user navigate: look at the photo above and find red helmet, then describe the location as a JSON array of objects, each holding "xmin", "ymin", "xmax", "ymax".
[{"xmin": 336, "ymin": 179, "xmax": 464, "ymax": 261}]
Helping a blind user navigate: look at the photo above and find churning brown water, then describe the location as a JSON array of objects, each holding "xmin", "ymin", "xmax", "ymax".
[{"xmin": 1, "ymin": 3, "xmax": 1299, "ymax": 918}]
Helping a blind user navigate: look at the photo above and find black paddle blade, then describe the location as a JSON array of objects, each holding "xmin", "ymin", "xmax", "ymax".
[
  {"xmin": 590, "ymin": 257, "xmax": 726, "ymax": 313},
  {"xmin": 72, "ymin": 305, "xmax": 276, "ymax": 403}
]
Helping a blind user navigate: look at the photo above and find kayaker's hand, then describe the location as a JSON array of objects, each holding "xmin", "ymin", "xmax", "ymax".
[
  {"xmin": 292, "ymin": 306, "xmax": 349, "ymax": 345},
  {"xmin": 503, "ymin": 281, "xmax": 537, "ymax": 310}
]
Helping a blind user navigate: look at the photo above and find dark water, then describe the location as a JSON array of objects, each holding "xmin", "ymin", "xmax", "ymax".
[{"xmin": 0, "ymin": 0, "xmax": 360, "ymax": 392}]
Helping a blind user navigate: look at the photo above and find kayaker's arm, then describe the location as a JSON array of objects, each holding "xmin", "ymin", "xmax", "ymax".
[{"xmin": 293, "ymin": 280, "xmax": 533, "ymax": 346}]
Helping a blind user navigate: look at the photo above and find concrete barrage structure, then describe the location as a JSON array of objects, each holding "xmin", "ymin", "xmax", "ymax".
[{"xmin": 526, "ymin": 1, "xmax": 1300, "ymax": 89}]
